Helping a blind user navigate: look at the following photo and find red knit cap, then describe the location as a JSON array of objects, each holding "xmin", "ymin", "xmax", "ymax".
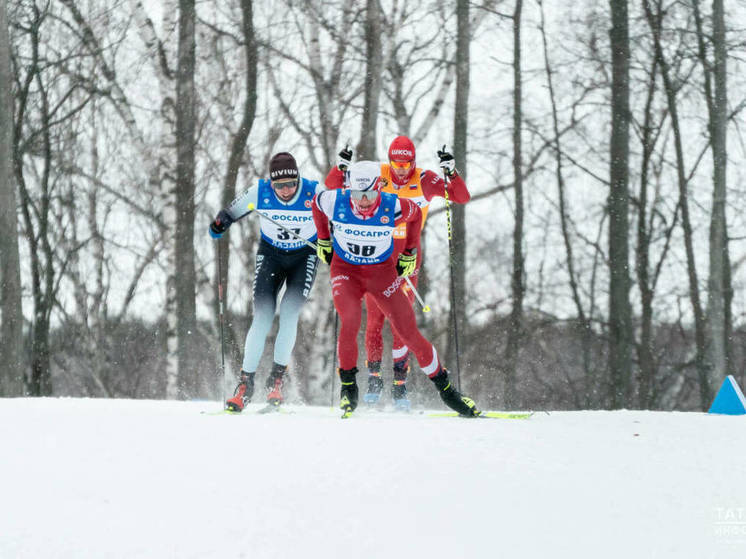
[{"xmin": 388, "ymin": 136, "xmax": 415, "ymax": 163}]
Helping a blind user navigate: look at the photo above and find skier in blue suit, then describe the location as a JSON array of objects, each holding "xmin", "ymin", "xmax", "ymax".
[{"xmin": 209, "ymin": 152, "xmax": 324, "ymax": 411}]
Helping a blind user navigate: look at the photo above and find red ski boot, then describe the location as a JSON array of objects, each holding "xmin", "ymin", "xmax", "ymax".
[
  {"xmin": 226, "ymin": 371, "xmax": 255, "ymax": 412},
  {"xmin": 265, "ymin": 363, "xmax": 287, "ymax": 407}
]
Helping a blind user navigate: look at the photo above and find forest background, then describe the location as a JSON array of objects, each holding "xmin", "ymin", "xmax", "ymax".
[{"xmin": 1, "ymin": 0, "xmax": 745, "ymax": 412}]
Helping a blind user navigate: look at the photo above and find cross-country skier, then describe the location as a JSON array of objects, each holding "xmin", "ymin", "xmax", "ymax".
[
  {"xmin": 312, "ymin": 160, "xmax": 480, "ymax": 418},
  {"xmin": 325, "ymin": 136, "xmax": 470, "ymax": 410},
  {"xmin": 209, "ymin": 152, "xmax": 323, "ymax": 412}
]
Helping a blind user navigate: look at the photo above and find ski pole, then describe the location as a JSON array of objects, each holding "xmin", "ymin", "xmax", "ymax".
[
  {"xmin": 217, "ymin": 239, "xmax": 227, "ymax": 409},
  {"xmin": 404, "ymin": 276, "xmax": 431, "ymax": 313},
  {"xmin": 443, "ymin": 165, "xmax": 462, "ymax": 390},
  {"xmin": 247, "ymin": 203, "xmax": 318, "ymax": 250}
]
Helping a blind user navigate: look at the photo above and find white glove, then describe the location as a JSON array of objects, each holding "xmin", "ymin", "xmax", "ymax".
[
  {"xmin": 437, "ymin": 145, "xmax": 456, "ymax": 177},
  {"xmin": 337, "ymin": 146, "xmax": 353, "ymax": 171}
]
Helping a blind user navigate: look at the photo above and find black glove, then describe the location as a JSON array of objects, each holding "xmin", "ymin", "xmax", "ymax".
[
  {"xmin": 337, "ymin": 146, "xmax": 353, "ymax": 171},
  {"xmin": 437, "ymin": 145, "xmax": 456, "ymax": 177},
  {"xmin": 396, "ymin": 248, "xmax": 417, "ymax": 277},
  {"xmin": 209, "ymin": 209, "xmax": 234, "ymax": 238},
  {"xmin": 317, "ymin": 238, "xmax": 333, "ymax": 265}
]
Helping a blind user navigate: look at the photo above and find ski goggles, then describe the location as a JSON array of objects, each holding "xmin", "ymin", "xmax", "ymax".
[
  {"xmin": 349, "ymin": 189, "xmax": 379, "ymax": 201},
  {"xmin": 390, "ymin": 160, "xmax": 412, "ymax": 170},
  {"xmin": 271, "ymin": 179, "xmax": 298, "ymax": 190}
]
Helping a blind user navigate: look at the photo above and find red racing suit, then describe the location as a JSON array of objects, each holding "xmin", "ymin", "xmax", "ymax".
[
  {"xmin": 325, "ymin": 164, "xmax": 470, "ymax": 366},
  {"xmin": 312, "ymin": 189, "xmax": 444, "ymax": 377}
]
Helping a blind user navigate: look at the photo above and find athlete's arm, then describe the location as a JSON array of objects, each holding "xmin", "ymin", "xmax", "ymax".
[
  {"xmin": 324, "ymin": 166, "xmax": 345, "ymax": 189},
  {"xmin": 312, "ymin": 190, "xmax": 335, "ymax": 239},
  {"xmin": 420, "ymin": 170, "xmax": 470, "ymax": 204},
  {"xmin": 225, "ymin": 184, "xmax": 259, "ymax": 221}
]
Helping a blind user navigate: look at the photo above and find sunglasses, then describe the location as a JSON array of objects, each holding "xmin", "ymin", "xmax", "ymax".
[
  {"xmin": 272, "ymin": 179, "xmax": 298, "ymax": 190},
  {"xmin": 390, "ymin": 160, "xmax": 412, "ymax": 170},
  {"xmin": 350, "ymin": 190, "xmax": 378, "ymax": 201}
]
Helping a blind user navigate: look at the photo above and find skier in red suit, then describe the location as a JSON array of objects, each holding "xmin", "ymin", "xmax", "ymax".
[
  {"xmin": 313, "ymin": 160, "xmax": 479, "ymax": 417},
  {"xmin": 325, "ymin": 136, "xmax": 470, "ymax": 409}
]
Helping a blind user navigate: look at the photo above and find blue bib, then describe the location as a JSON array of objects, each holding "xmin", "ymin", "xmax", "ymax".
[
  {"xmin": 257, "ymin": 178, "xmax": 318, "ymax": 250},
  {"xmin": 331, "ymin": 191, "xmax": 396, "ymax": 265}
]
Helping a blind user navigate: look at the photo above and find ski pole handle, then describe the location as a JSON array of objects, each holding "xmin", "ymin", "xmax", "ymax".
[
  {"xmin": 404, "ymin": 276, "xmax": 430, "ymax": 313},
  {"xmin": 247, "ymin": 203, "xmax": 318, "ymax": 251}
]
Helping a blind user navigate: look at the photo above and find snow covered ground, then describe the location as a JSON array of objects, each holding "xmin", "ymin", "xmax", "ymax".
[{"xmin": 1, "ymin": 398, "xmax": 745, "ymax": 559}]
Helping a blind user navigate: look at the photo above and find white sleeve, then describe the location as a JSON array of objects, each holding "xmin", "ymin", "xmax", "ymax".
[
  {"xmin": 226, "ymin": 184, "xmax": 259, "ymax": 221},
  {"xmin": 315, "ymin": 189, "xmax": 337, "ymax": 219}
]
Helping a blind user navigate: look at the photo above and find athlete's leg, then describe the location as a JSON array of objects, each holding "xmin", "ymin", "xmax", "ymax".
[
  {"xmin": 389, "ymin": 272, "xmax": 417, "ymax": 407},
  {"xmin": 241, "ymin": 250, "xmax": 284, "ymax": 373},
  {"xmin": 330, "ymin": 259, "xmax": 366, "ymax": 370},
  {"xmin": 330, "ymin": 259, "xmax": 367, "ymax": 412},
  {"xmin": 362, "ymin": 294, "xmax": 386, "ymax": 403},
  {"xmin": 364, "ymin": 294, "xmax": 386, "ymax": 364},
  {"xmin": 274, "ymin": 248, "xmax": 318, "ymax": 366},
  {"xmin": 368, "ymin": 269, "xmax": 442, "ymax": 377}
]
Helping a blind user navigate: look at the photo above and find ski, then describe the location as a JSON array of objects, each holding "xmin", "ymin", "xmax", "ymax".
[
  {"xmin": 258, "ymin": 402, "xmax": 282, "ymax": 414},
  {"xmin": 201, "ymin": 404, "xmax": 293, "ymax": 415},
  {"xmin": 428, "ymin": 411, "xmax": 534, "ymax": 419},
  {"xmin": 341, "ymin": 406, "xmax": 354, "ymax": 419}
]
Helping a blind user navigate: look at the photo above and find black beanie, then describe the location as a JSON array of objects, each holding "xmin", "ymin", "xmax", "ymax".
[{"xmin": 269, "ymin": 152, "xmax": 299, "ymax": 181}]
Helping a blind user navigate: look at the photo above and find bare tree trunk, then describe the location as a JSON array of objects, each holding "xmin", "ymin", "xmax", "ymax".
[
  {"xmin": 502, "ymin": 0, "xmax": 523, "ymax": 409},
  {"xmin": 644, "ymin": 0, "xmax": 712, "ymax": 408},
  {"xmin": 216, "ymin": 0, "xmax": 257, "ymax": 378},
  {"xmin": 607, "ymin": 0, "xmax": 633, "ymax": 408},
  {"xmin": 635, "ymin": 53, "xmax": 660, "ymax": 409},
  {"xmin": 0, "ymin": 0, "xmax": 24, "ymax": 396},
  {"xmin": 139, "ymin": 0, "xmax": 179, "ymax": 399},
  {"xmin": 356, "ymin": 0, "xmax": 382, "ymax": 160},
  {"xmin": 693, "ymin": 0, "xmax": 730, "ymax": 389},
  {"xmin": 446, "ymin": 0, "xmax": 470, "ymax": 385},
  {"xmin": 14, "ymin": 9, "xmax": 55, "ymax": 397},
  {"xmin": 175, "ymin": 0, "xmax": 197, "ymax": 397}
]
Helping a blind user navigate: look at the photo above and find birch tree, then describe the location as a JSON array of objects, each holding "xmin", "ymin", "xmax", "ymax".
[
  {"xmin": 694, "ymin": 0, "xmax": 731, "ymax": 390},
  {"xmin": 502, "ymin": 0, "xmax": 523, "ymax": 408},
  {"xmin": 174, "ymin": 0, "xmax": 198, "ymax": 396},
  {"xmin": 356, "ymin": 0, "xmax": 382, "ymax": 160},
  {"xmin": 446, "ymin": 0, "xmax": 470, "ymax": 384}
]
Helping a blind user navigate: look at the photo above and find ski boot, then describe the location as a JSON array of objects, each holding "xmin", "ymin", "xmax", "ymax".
[
  {"xmin": 391, "ymin": 354, "xmax": 411, "ymax": 412},
  {"xmin": 339, "ymin": 367, "xmax": 359, "ymax": 418},
  {"xmin": 265, "ymin": 362, "xmax": 287, "ymax": 407},
  {"xmin": 226, "ymin": 371, "xmax": 255, "ymax": 412},
  {"xmin": 430, "ymin": 368, "xmax": 480, "ymax": 417},
  {"xmin": 362, "ymin": 360, "xmax": 383, "ymax": 405}
]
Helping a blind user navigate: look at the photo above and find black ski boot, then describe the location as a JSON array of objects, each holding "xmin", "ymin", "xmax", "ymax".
[
  {"xmin": 430, "ymin": 368, "xmax": 480, "ymax": 417},
  {"xmin": 392, "ymin": 354, "xmax": 411, "ymax": 411},
  {"xmin": 363, "ymin": 360, "xmax": 383, "ymax": 405},
  {"xmin": 339, "ymin": 367, "xmax": 359, "ymax": 418},
  {"xmin": 265, "ymin": 362, "xmax": 287, "ymax": 407},
  {"xmin": 226, "ymin": 371, "xmax": 255, "ymax": 412}
]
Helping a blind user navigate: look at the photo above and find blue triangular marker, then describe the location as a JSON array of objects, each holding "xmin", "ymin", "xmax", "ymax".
[{"xmin": 708, "ymin": 375, "xmax": 746, "ymax": 415}]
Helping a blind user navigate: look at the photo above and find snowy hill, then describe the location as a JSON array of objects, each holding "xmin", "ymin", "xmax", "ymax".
[{"xmin": 1, "ymin": 398, "xmax": 745, "ymax": 558}]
